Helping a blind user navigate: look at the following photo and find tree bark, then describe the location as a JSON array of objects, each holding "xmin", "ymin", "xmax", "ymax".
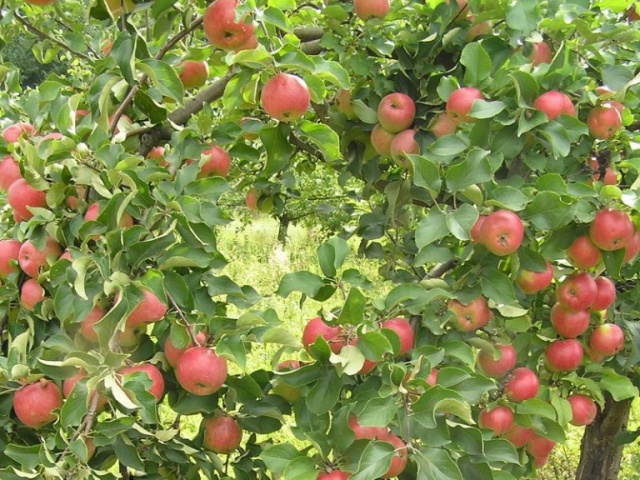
[{"xmin": 575, "ymin": 393, "xmax": 632, "ymax": 480}]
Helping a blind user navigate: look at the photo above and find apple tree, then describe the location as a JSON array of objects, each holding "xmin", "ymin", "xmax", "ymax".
[{"xmin": 0, "ymin": 0, "xmax": 640, "ymax": 479}]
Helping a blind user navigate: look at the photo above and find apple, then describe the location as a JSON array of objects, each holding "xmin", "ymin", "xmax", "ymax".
[
  {"xmin": 467, "ymin": 17, "xmax": 492, "ymax": 40},
  {"xmin": 0, "ymin": 240, "xmax": 22, "ymax": 276},
  {"xmin": 178, "ymin": 60, "xmax": 209, "ymax": 90},
  {"xmin": 377, "ymin": 93, "xmax": 416, "ymax": 133},
  {"xmin": 516, "ymin": 261, "xmax": 553, "ymax": 294},
  {"xmin": 429, "ymin": 112, "xmax": 457, "ymax": 137},
  {"xmin": 21, "ymin": 278, "xmax": 46, "ymax": 311},
  {"xmin": 589, "ymin": 209, "xmax": 634, "ymax": 251},
  {"xmin": 302, "ymin": 316, "xmax": 345, "ymax": 354},
  {"xmin": 198, "ymin": 144, "xmax": 231, "ymax": 178},
  {"xmin": 479, "ymin": 210, "xmax": 525, "ymax": 256},
  {"xmin": 624, "ymin": 231, "xmax": 640, "ymax": 263},
  {"xmin": 202, "ymin": 414, "xmax": 242, "ymax": 453},
  {"xmin": 164, "ymin": 331, "xmax": 208, "ymax": 368},
  {"xmin": 550, "ymin": 303, "xmax": 590, "ymax": 338},
  {"xmin": 389, "ymin": 129, "xmax": 420, "ymax": 168},
  {"xmin": 477, "ymin": 344, "xmax": 517, "ymax": 378},
  {"xmin": 126, "ymin": 289, "xmax": 167, "ymax": 328},
  {"xmin": 470, "ymin": 215, "xmax": 487, "ymax": 242},
  {"xmin": 8, "ymin": 178, "xmax": 47, "ymax": 221},
  {"xmin": 235, "ymin": 33, "xmax": 258, "ymax": 51},
  {"xmin": 526, "ymin": 434, "xmax": 555, "ymax": 458},
  {"xmin": 503, "ymin": 424, "xmax": 535, "ymax": 448},
  {"xmin": 567, "ymin": 235, "xmax": 602, "ymax": 270},
  {"xmin": 318, "ymin": 471, "xmax": 351, "ymax": 480},
  {"xmin": 348, "ymin": 415, "xmax": 390, "ymax": 440},
  {"xmin": 381, "ymin": 317, "xmax": 414, "ymax": 356},
  {"xmin": 114, "ymin": 325, "xmax": 145, "ymax": 348},
  {"xmin": 478, "ymin": 405, "xmax": 514, "ymax": 435},
  {"xmin": 246, "ymin": 188, "xmax": 259, "ymax": 210},
  {"xmin": 591, "ymin": 276, "xmax": 616, "ymax": 311},
  {"xmin": 354, "ymin": 0, "xmax": 390, "ymax": 20},
  {"xmin": 203, "ymin": 0, "xmax": 254, "ymax": 51},
  {"xmin": 530, "ymin": 41, "xmax": 552, "ymax": 66},
  {"xmin": 66, "ymin": 185, "xmax": 87, "ymax": 210},
  {"xmin": 370, "ymin": 124, "xmax": 396, "ymax": 157},
  {"xmin": 175, "ymin": 346, "xmax": 228, "ymax": 395},
  {"xmin": 79, "ymin": 305, "xmax": 106, "ymax": 343},
  {"xmin": 556, "ymin": 272, "xmax": 598, "ymax": 310},
  {"xmin": 335, "ymin": 89, "xmax": 356, "ymax": 119},
  {"xmin": 589, "ymin": 324, "xmax": 624, "ymax": 356},
  {"xmin": 85, "ymin": 202, "xmax": 134, "ymax": 229},
  {"xmin": 426, "ymin": 367, "xmax": 438, "ymax": 386},
  {"xmin": 101, "ymin": 38, "xmax": 113, "ymax": 56},
  {"xmin": 147, "ymin": 146, "xmax": 168, "ymax": 167},
  {"xmin": 545, "ymin": 339, "xmax": 583, "ymax": 372},
  {"xmin": 18, "ymin": 237, "xmax": 62, "ymax": 278},
  {"xmin": 272, "ymin": 360, "xmax": 301, "ymax": 403},
  {"xmin": 380, "ymin": 433, "xmax": 408, "ymax": 478},
  {"xmin": 2, "ymin": 122, "xmax": 36, "ymax": 143},
  {"xmin": 627, "ymin": 2, "xmax": 640, "ymax": 21},
  {"xmin": 504, "ymin": 367, "xmax": 539, "ymax": 402},
  {"xmin": 587, "ymin": 105, "xmax": 622, "ymax": 139},
  {"xmin": 534, "ymin": 455, "xmax": 549, "ymax": 467},
  {"xmin": 261, "ymin": 73, "xmax": 311, "ymax": 122},
  {"xmin": 603, "ymin": 99, "xmax": 625, "ymax": 115},
  {"xmin": 63, "ymin": 370, "xmax": 108, "ymax": 411},
  {"xmin": 13, "ymin": 378, "xmax": 63, "ymax": 428},
  {"xmin": 448, "ymin": 296, "xmax": 493, "ymax": 332},
  {"xmin": 119, "ymin": 363, "xmax": 165, "ymax": 402},
  {"xmin": 446, "ymin": 87, "xmax": 484, "ymax": 123},
  {"xmin": 0, "ymin": 155, "xmax": 22, "ymax": 191},
  {"xmin": 567, "ymin": 394, "xmax": 597, "ymax": 426},
  {"xmin": 533, "ymin": 91, "xmax": 576, "ymax": 120}
]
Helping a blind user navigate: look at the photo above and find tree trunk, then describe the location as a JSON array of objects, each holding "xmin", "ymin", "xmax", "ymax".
[{"xmin": 575, "ymin": 393, "xmax": 632, "ymax": 480}]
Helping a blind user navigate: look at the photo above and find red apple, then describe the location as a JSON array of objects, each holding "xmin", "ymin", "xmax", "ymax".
[
  {"xmin": 348, "ymin": 415, "xmax": 390, "ymax": 440},
  {"xmin": 0, "ymin": 155, "xmax": 22, "ymax": 191},
  {"xmin": 318, "ymin": 471, "xmax": 351, "ymax": 480},
  {"xmin": 504, "ymin": 367, "xmax": 539, "ymax": 402},
  {"xmin": 353, "ymin": 0, "xmax": 390, "ymax": 20},
  {"xmin": 550, "ymin": 303, "xmax": 590, "ymax": 338},
  {"xmin": 589, "ymin": 324, "xmax": 624, "ymax": 356},
  {"xmin": 8, "ymin": 178, "xmax": 47, "ymax": 221},
  {"xmin": 175, "ymin": 346, "xmax": 228, "ymax": 395},
  {"xmin": 203, "ymin": 0, "xmax": 255, "ymax": 51},
  {"xmin": 84, "ymin": 202, "xmax": 134, "ymax": 229},
  {"xmin": 198, "ymin": 144, "xmax": 231, "ymax": 178},
  {"xmin": 120, "ymin": 363, "xmax": 165, "ymax": 402},
  {"xmin": 377, "ymin": 93, "xmax": 416, "ymax": 133},
  {"xmin": 13, "ymin": 378, "xmax": 63, "ymax": 428},
  {"xmin": 589, "ymin": 209, "xmax": 634, "ymax": 251},
  {"xmin": 370, "ymin": 124, "xmax": 396, "ymax": 157},
  {"xmin": 477, "ymin": 344, "xmax": 517, "ymax": 378},
  {"xmin": 587, "ymin": 105, "xmax": 622, "ymax": 140},
  {"xmin": 530, "ymin": 41, "xmax": 552, "ymax": 66},
  {"xmin": 624, "ymin": 231, "xmax": 640, "ymax": 263},
  {"xmin": 448, "ymin": 296, "xmax": 493, "ymax": 332},
  {"xmin": 0, "ymin": 240, "xmax": 22, "ymax": 276},
  {"xmin": 79, "ymin": 305, "xmax": 106, "ymax": 343},
  {"xmin": 164, "ymin": 331, "xmax": 208, "ymax": 368},
  {"xmin": 381, "ymin": 317, "xmax": 414, "ymax": 356},
  {"xmin": 261, "ymin": 73, "xmax": 310, "ymax": 122},
  {"xmin": 591, "ymin": 276, "xmax": 616, "ymax": 311},
  {"xmin": 21, "ymin": 278, "xmax": 46, "ymax": 311},
  {"xmin": 503, "ymin": 424, "xmax": 535, "ymax": 448},
  {"xmin": 446, "ymin": 87, "xmax": 484, "ymax": 123},
  {"xmin": 479, "ymin": 210, "xmax": 525, "ymax": 256},
  {"xmin": 202, "ymin": 414, "xmax": 243, "ymax": 453},
  {"xmin": 526, "ymin": 435, "xmax": 555, "ymax": 458},
  {"xmin": 426, "ymin": 367, "xmax": 438, "ymax": 386},
  {"xmin": 126, "ymin": 289, "xmax": 167, "ymax": 328},
  {"xmin": 245, "ymin": 188, "xmax": 259, "ymax": 210},
  {"xmin": 470, "ymin": 215, "xmax": 487, "ymax": 242},
  {"xmin": 380, "ymin": 433, "xmax": 408, "ymax": 478},
  {"xmin": 235, "ymin": 33, "xmax": 258, "ymax": 51},
  {"xmin": 556, "ymin": 272, "xmax": 598, "ymax": 310},
  {"xmin": 534, "ymin": 455, "xmax": 549, "ymax": 467},
  {"xmin": 18, "ymin": 237, "xmax": 62, "ymax": 278},
  {"xmin": 516, "ymin": 261, "xmax": 553, "ymax": 294},
  {"xmin": 389, "ymin": 129, "xmax": 420, "ymax": 168},
  {"xmin": 567, "ymin": 235, "xmax": 602, "ymax": 270},
  {"xmin": 147, "ymin": 146, "xmax": 168, "ymax": 167},
  {"xmin": 2, "ymin": 122, "xmax": 36, "ymax": 143},
  {"xmin": 533, "ymin": 91, "xmax": 576, "ymax": 120},
  {"xmin": 567, "ymin": 394, "xmax": 597, "ymax": 426},
  {"xmin": 429, "ymin": 112, "xmax": 457, "ymax": 137},
  {"xmin": 478, "ymin": 405, "xmax": 514, "ymax": 435},
  {"xmin": 545, "ymin": 339, "xmax": 584, "ymax": 372},
  {"xmin": 178, "ymin": 60, "xmax": 209, "ymax": 90},
  {"xmin": 302, "ymin": 316, "xmax": 345, "ymax": 354}
]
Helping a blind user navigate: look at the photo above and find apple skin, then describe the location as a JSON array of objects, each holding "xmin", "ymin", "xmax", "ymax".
[
  {"xmin": 2, "ymin": 122, "xmax": 36, "ymax": 143},
  {"xmin": 479, "ymin": 210, "xmax": 525, "ymax": 256},
  {"xmin": 370, "ymin": 124, "xmax": 396, "ymax": 157},
  {"xmin": 504, "ymin": 367, "xmax": 539, "ymax": 402},
  {"xmin": 202, "ymin": 414, "xmax": 243, "ymax": 453},
  {"xmin": 550, "ymin": 303, "xmax": 590, "ymax": 338},
  {"xmin": 178, "ymin": 61, "xmax": 209, "ymax": 90},
  {"xmin": 389, "ymin": 129, "xmax": 420, "ymax": 168},
  {"xmin": 446, "ymin": 87, "xmax": 484, "ymax": 123},
  {"xmin": 18, "ymin": 237, "xmax": 62, "ymax": 278},
  {"xmin": 198, "ymin": 144, "xmax": 231, "ymax": 178},
  {"xmin": 429, "ymin": 112, "xmax": 457, "ymax": 137},
  {"xmin": 335, "ymin": 89, "xmax": 356, "ymax": 119},
  {"xmin": 530, "ymin": 41, "xmax": 552, "ymax": 66},
  {"xmin": 426, "ymin": 367, "xmax": 438, "ymax": 386},
  {"xmin": 568, "ymin": 394, "xmax": 597, "ymax": 426},
  {"xmin": 79, "ymin": 305, "xmax": 106, "ymax": 343},
  {"xmin": 556, "ymin": 272, "xmax": 598, "ymax": 311},
  {"xmin": 354, "ymin": 0, "xmax": 390, "ymax": 20},
  {"xmin": 13, "ymin": 379, "xmax": 63, "ymax": 428},
  {"xmin": 448, "ymin": 296, "xmax": 493, "ymax": 332},
  {"xmin": 545, "ymin": 339, "xmax": 584, "ymax": 372},
  {"xmin": 63, "ymin": 370, "xmax": 108, "ymax": 411},
  {"xmin": 591, "ymin": 276, "xmax": 616, "ymax": 311},
  {"xmin": 526, "ymin": 434, "xmax": 555, "ymax": 458},
  {"xmin": 261, "ymin": 73, "xmax": 311, "ymax": 122},
  {"xmin": 85, "ymin": 202, "xmax": 134, "ymax": 229},
  {"xmin": 478, "ymin": 405, "xmax": 514, "ymax": 435},
  {"xmin": 477, "ymin": 344, "xmax": 517, "ymax": 378},
  {"xmin": 21, "ymin": 278, "xmax": 46, "ymax": 311},
  {"xmin": 126, "ymin": 289, "xmax": 167, "ymax": 328},
  {"xmin": 567, "ymin": 235, "xmax": 602, "ymax": 270},
  {"xmin": 318, "ymin": 471, "xmax": 351, "ymax": 480},
  {"xmin": 587, "ymin": 105, "xmax": 622, "ymax": 140},
  {"xmin": 516, "ymin": 261, "xmax": 553, "ymax": 294},
  {"xmin": 302, "ymin": 316, "xmax": 345, "ymax": 354},
  {"xmin": 246, "ymin": 188, "xmax": 259, "ymax": 210},
  {"xmin": 624, "ymin": 231, "xmax": 640, "ymax": 263},
  {"xmin": 164, "ymin": 331, "xmax": 208, "ymax": 368},
  {"xmin": 589, "ymin": 324, "xmax": 624, "ymax": 356},
  {"xmin": 0, "ymin": 155, "xmax": 22, "ymax": 191},
  {"xmin": 377, "ymin": 93, "xmax": 416, "ymax": 133},
  {"xmin": 120, "ymin": 363, "xmax": 165, "ymax": 403},
  {"xmin": 7, "ymin": 178, "xmax": 47, "ymax": 222},
  {"xmin": 203, "ymin": 0, "xmax": 255, "ymax": 51},
  {"xmin": 348, "ymin": 415, "xmax": 390, "ymax": 440},
  {"xmin": 533, "ymin": 91, "xmax": 576, "ymax": 120},
  {"xmin": 381, "ymin": 317, "xmax": 414, "ymax": 356},
  {"xmin": 175, "ymin": 346, "xmax": 228, "ymax": 395},
  {"xmin": 0, "ymin": 240, "xmax": 22, "ymax": 276},
  {"xmin": 589, "ymin": 209, "xmax": 634, "ymax": 251},
  {"xmin": 503, "ymin": 424, "xmax": 535, "ymax": 448},
  {"xmin": 380, "ymin": 433, "xmax": 408, "ymax": 478},
  {"xmin": 470, "ymin": 215, "xmax": 487, "ymax": 242},
  {"xmin": 147, "ymin": 146, "xmax": 168, "ymax": 167}
]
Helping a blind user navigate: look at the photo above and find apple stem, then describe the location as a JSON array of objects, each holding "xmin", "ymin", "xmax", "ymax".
[{"xmin": 166, "ymin": 291, "xmax": 202, "ymax": 347}]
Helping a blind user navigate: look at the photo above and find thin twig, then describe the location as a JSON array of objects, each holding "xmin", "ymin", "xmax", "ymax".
[
  {"xmin": 166, "ymin": 291, "xmax": 201, "ymax": 346},
  {"xmin": 14, "ymin": 12, "xmax": 91, "ymax": 61}
]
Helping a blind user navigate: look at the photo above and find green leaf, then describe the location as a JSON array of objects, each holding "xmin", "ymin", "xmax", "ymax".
[
  {"xmin": 516, "ymin": 398, "xmax": 557, "ymax": 420},
  {"xmin": 413, "ymin": 386, "xmax": 470, "ymax": 428},
  {"xmin": 357, "ymin": 331, "xmax": 394, "ymax": 360},
  {"xmin": 5, "ymin": 444, "xmax": 42, "ymax": 470},
  {"xmin": 415, "ymin": 447, "xmax": 463, "ymax": 480},
  {"xmin": 138, "ymin": 59, "xmax": 184, "ymax": 103},
  {"xmin": 415, "ymin": 209, "xmax": 448, "ymax": 249},
  {"xmin": 409, "ymin": 155, "xmax": 441, "ymax": 196},
  {"xmin": 445, "ymin": 148, "xmax": 493, "ymax": 192},
  {"xmin": 112, "ymin": 31, "xmax": 136, "ymax": 84},
  {"xmin": 461, "ymin": 43, "xmax": 492, "ymax": 85},
  {"xmin": 358, "ymin": 396, "xmax": 399, "ymax": 427},
  {"xmin": 337, "ymin": 288, "xmax": 366, "ymax": 325},
  {"xmin": 481, "ymin": 268, "xmax": 517, "ymax": 305},
  {"xmin": 429, "ymin": 136, "xmax": 468, "ymax": 157},
  {"xmin": 262, "ymin": 327, "xmax": 303, "ymax": 348},
  {"xmin": 260, "ymin": 444, "xmax": 302, "ymax": 475},
  {"xmin": 297, "ymin": 121, "xmax": 341, "ymax": 162},
  {"xmin": 352, "ymin": 100, "xmax": 378, "ymax": 124},
  {"xmin": 446, "ymin": 204, "xmax": 479, "ymax": 241},
  {"xmin": 283, "ymin": 456, "xmax": 317, "ymax": 480},
  {"xmin": 539, "ymin": 122, "xmax": 571, "ymax": 157},
  {"xmin": 317, "ymin": 236, "xmax": 350, "ymax": 277},
  {"xmin": 261, "ymin": 124, "xmax": 295, "ymax": 175},
  {"xmin": 306, "ymin": 368, "xmax": 342, "ymax": 414},
  {"xmin": 486, "ymin": 186, "xmax": 531, "ymax": 211},
  {"xmin": 469, "ymin": 100, "xmax": 506, "ymax": 119},
  {"xmin": 350, "ymin": 441, "xmax": 395, "ymax": 480},
  {"xmin": 113, "ymin": 435, "xmax": 146, "ymax": 471},
  {"xmin": 522, "ymin": 191, "xmax": 577, "ymax": 230},
  {"xmin": 312, "ymin": 58, "xmax": 351, "ymax": 88},
  {"xmin": 277, "ymin": 271, "xmax": 325, "ymax": 298},
  {"xmin": 506, "ymin": 0, "xmax": 540, "ymax": 36},
  {"xmin": 600, "ymin": 370, "xmax": 639, "ymax": 401},
  {"xmin": 482, "ymin": 438, "xmax": 520, "ymax": 464}
]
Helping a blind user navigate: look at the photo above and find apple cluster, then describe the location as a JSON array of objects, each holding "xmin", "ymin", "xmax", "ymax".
[{"xmin": 370, "ymin": 93, "xmax": 420, "ymax": 167}]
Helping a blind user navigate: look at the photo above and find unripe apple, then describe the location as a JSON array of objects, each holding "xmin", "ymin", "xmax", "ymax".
[
  {"xmin": 164, "ymin": 331, "xmax": 208, "ymax": 368},
  {"xmin": 429, "ymin": 112, "xmax": 457, "ymax": 137},
  {"xmin": 126, "ymin": 289, "xmax": 167, "ymax": 328},
  {"xmin": 516, "ymin": 261, "xmax": 553, "ymax": 294},
  {"xmin": 567, "ymin": 235, "xmax": 602, "ymax": 270},
  {"xmin": 381, "ymin": 317, "xmax": 414, "ymax": 356},
  {"xmin": 545, "ymin": 339, "xmax": 584, "ymax": 372},
  {"xmin": 370, "ymin": 124, "xmax": 396, "ymax": 157},
  {"xmin": 446, "ymin": 87, "xmax": 484, "ymax": 123},
  {"xmin": 353, "ymin": 0, "xmax": 390, "ymax": 20},
  {"xmin": 203, "ymin": 0, "xmax": 255, "ymax": 51},
  {"xmin": 178, "ymin": 61, "xmax": 209, "ymax": 90},
  {"xmin": 533, "ymin": 91, "xmax": 576, "ymax": 120},
  {"xmin": 176, "ymin": 346, "xmax": 228, "ymax": 395},
  {"xmin": 389, "ymin": 129, "xmax": 419, "ymax": 168},
  {"xmin": 504, "ymin": 367, "xmax": 539, "ymax": 402},
  {"xmin": 119, "ymin": 363, "xmax": 165, "ymax": 402},
  {"xmin": 478, "ymin": 405, "xmax": 514, "ymax": 435},
  {"xmin": 587, "ymin": 105, "xmax": 622, "ymax": 139},
  {"xmin": 0, "ymin": 155, "xmax": 22, "ymax": 191},
  {"xmin": 0, "ymin": 240, "xmax": 22, "ymax": 276},
  {"xmin": 556, "ymin": 272, "xmax": 597, "ymax": 310},
  {"xmin": 8, "ymin": 178, "xmax": 47, "ymax": 221},
  {"xmin": 529, "ymin": 41, "xmax": 552, "ymax": 66},
  {"xmin": 479, "ymin": 210, "xmax": 524, "ymax": 256},
  {"xmin": 79, "ymin": 305, "xmax": 106, "ymax": 343},
  {"xmin": 567, "ymin": 394, "xmax": 597, "ymax": 426},
  {"xmin": 591, "ymin": 276, "xmax": 616, "ymax": 311},
  {"xmin": 302, "ymin": 316, "xmax": 345, "ymax": 354},
  {"xmin": 261, "ymin": 73, "xmax": 311, "ymax": 122},
  {"xmin": 448, "ymin": 296, "xmax": 493, "ymax": 332},
  {"xmin": 202, "ymin": 414, "xmax": 243, "ymax": 453},
  {"xmin": 550, "ymin": 303, "xmax": 590, "ymax": 338},
  {"xmin": 589, "ymin": 323, "xmax": 624, "ymax": 356},
  {"xmin": 21, "ymin": 278, "xmax": 46, "ymax": 311},
  {"xmin": 377, "ymin": 93, "xmax": 416, "ymax": 133},
  {"xmin": 198, "ymin": 144, "xmax": 231, "ymax": 178},
  {"xmin": 13, "ymin": 378, "xmax": 63, "ymax": 428},
  {"xmin": 589, "ymin": 209, "xmax": 634, "ymax": 251},
  {"xmin": 18, "ymin": 237, "xmax": 62, "ymax": 278},
  {"xmin": 477, "ymin": 344, "xmax": 517, "ymax": 378}
]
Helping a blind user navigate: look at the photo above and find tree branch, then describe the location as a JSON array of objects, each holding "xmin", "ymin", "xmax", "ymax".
[{"xmin": 166, "ymin": 291, "xmax": 202, "ymax": 347}]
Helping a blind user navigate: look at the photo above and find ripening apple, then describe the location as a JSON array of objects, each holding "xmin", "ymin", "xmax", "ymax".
[
  {"xmin": 550, "ymin": 303, "xmax": 590, "ymax": 338},
  {"xmin": 529, "ymin": 41, "xmax": 552, "ymax": 66},
  {"xmin": 119, "ymin": 363, "xmax": 165, "ymax": 402},
  {"xmin": 370, "ymin": 124, "xmax": 396, "ymax": 157},
  {"xmin": 8, "ymin": 178, "xmax": 47, "ymax": 221},
  {"xmin": 377, "ymin": 93, "xmax": 416, "ymax": 133},
  {"xmin": 479, "ymin": 210, "xmax": 525, "ymax": 256},
  {"xmin": 470, "ymin": 215, "xmax": 487, "ymax": 242},
  {"xmin": 348, "ymin": 415, "xmax": 390, "ymax": 440},
  {"xmin": 589, "ymin": 209, "xmax": 634, "ymax": 251},
  {"xmin": 245, "ymin": 188, "xmax": 259, "ymax": 210},
  {"xmin": 446, "ymin": 87, "xmax": 484, "ymax": 123},
  {"xmin": 567, "ymin": 235, "xmax": 602, "ymax": 270},
  {"xmin": 589, "ymin": 323, "xmax": 624, "ymax": 356},
  {"xmin": 567, "ymin": 394, "xmax": 597, "ymax": 426},
  {"xmin": 587, "ymin": 105, "xmax": 622, "ymax": 139},
  {"xmin": 353, "ymin": 0, "xmax": 390, "ymax": 20},
  {"xmin": 477, "ymin": 344, "xmax": 517, "ymax": 378},
  {"xmin": 271, "ymin": 360, "xmax": 302, "ymax": 403},
  {"xmin": 302, "ymin": 316, "xmax": 345, "ymax": 354},
  {"xmin": 79, "ymin": 305, "xmax": 106, "ymax": 343},
  {"xmin": 556, "ymin": 272, "xmax": 598, "ymax": 310},
  {"xmin": 426, "ymin": 367, "xmax": 438, "ymax": 386},
  {"xmin": 448, "ymin": 296, "xmax": 494, "ymax": 332},
  {"xmin": 125, "ymin": 289, "xmax": 167, "ymax": 328},
  {"xmin": 13, "ymin": 379, "xmax": 63, "ymax": 428},
  {"xmin": 318, "ymin": 471, "xmax": 351, "ymax": 480},
  {"xmin": 545, "ymin": 339, "xmax": 584, "ymax": 372},
  {"xmin": 147, "ymin": 146, "xmax": 168, "ymax": 167},
  {"xmin": 467, "ymin": 17, "xmax": 492, "ymax": 40},
  {"xmin": 516, "ymin": 261, "xmax": 553, "ymax": 294},
  {"xmin": 2, "ymin": 122, "xmax": 36, "ymax": 143},
  {"xmin": 84, "ymin": 202, "xmax": 134, "ymax": 229},
  {"xmin": 533, "ymin": 91, "xmax": 576, "ymax": 120},
  {"xmin": 21, "ymin": 278, "xmax": 46, "ymax": 311},
  {"xmin": 381, "ymin": 317, "xmax": 414, "ymax": 356},
  {"xmin": 591, "ymin": 276, "xmax": 616, "ymax": 311},
  {"xmin": 202, "ymin": 414, "xmax": 243, "ymax": 453},
  {"xmin": 203, "ymin": 0, "xmax": 255, "ymax": 51},
  {"xmin": 0, "ymin": 155, "xmax": 22, "ymax": 191},
  {"xmin": 380, "ymin": 433, "xmax": 408, "ymax": 478},
  {"xmin": 178, "ymin": 60, "xmax": 209, "ymax": 90},
  {"xmin": 0, "ymin": 240, "xmax": 22, "ymax": 276},
  {"xmin": 526, "ymin": 434, "xmax": 556, "ymax": 458},
  {"xmin": 261, "ymin": 73, "xmax": 311, "ymax": 122},
  {"xmin": 504, "ymin": 367, "xmax": 539, "ymax": 402},
  {"xmin": 63, "ymin": 370, "xmax": 108, "ymax": 411},
  {"xmin": 429, "ymin": 112, "xmax": 457, "ymax": 137},
  {"xmin": 175, "ymin": 346, "xmax": 228, "ymax": 395},
  {"xmin": 389, "ymin": 129, "xmax": 420, "ymax": 168},
  {"xmin": 335, "ymin": 88, "xmax": 356, "ymax": 119},
  {"xmin": 478, "ymin": 405, "xmax": 514, "ymax": 435},
  {"xmin": 624, "ymin": 231, "xmax": 640, "ymax": 263},
  {"xmin": 503, "ymin": 424, "xmax": 535, "ymax": 448},
  {"xmin": 198, "ymin": 144, "xmax": 231, "ymax": 178},
  {"xmin": 18, "ymin": 237, "xmax": 62, "ymax": 278},
  {"xmin": 164, "ymin": 331, "xmax": 208, "ymax": 368}
]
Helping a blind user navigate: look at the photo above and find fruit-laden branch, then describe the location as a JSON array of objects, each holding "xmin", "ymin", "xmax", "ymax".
[{"xmin": 166, "ymin": 291, "xmax": 202, "ymax": 347}]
